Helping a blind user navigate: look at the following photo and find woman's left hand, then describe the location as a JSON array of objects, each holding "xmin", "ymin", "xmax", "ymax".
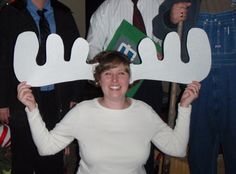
[{"xmin": 180, "ymin": 81, "xmax": 201, "ymax": 107}]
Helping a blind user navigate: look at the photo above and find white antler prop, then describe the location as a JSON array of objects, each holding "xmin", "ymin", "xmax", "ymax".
[
  {"xmin": 133, "ymin": 28, "xmax": 211, "ymax": 84},
  {"xmin": 14, "ymin": 31, "xmax": 92, "ymax": 86},
  {"xmin": 14, "ymin": 28, "xmax": 211, "ymax": 87}
]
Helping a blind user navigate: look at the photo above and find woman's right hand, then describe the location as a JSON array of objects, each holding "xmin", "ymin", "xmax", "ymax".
[{"xmin": 17, "ymin": 82, "xmax": 36, "ymax": 111}]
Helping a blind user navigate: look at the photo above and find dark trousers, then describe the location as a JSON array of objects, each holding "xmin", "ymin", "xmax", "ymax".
[
  {"xmin": 10, "ymin": 90, "xmax": 64, "ymax": 174},
  {"xmin": 133, "ymin": 80, "xmax": 163, "ymax": 174}
]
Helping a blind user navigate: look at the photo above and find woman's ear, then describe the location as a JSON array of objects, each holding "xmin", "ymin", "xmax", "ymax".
[
  {"xmin": 129, "ymin": 75, "xmax": 132, "ymax": 84},
  {"xmin": 95, "ymin": 80, "xmax": 100, "ymax": 87}
]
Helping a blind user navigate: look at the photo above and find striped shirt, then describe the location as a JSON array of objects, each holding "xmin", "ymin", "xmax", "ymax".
[{"xmin": 86, "ymin": 0, "xmax": 164, "ymax": 60}]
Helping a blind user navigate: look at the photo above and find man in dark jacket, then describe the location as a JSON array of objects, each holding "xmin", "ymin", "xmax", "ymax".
[{"xmin": 0, "ymin": 0, "xmax": 85, "ymax": 173}]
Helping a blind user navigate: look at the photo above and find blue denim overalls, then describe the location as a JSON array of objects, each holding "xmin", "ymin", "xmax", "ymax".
[{"xmin": 188, "ymin": 10, "xmax": 236, "ymax": 174}]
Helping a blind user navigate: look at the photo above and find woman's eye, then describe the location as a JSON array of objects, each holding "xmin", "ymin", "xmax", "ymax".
[
  {"xmin": 104, "ymin": 72, "xmax": 111, "ymax": 76},
  {"xmin": 118, "ymin": 72, "xmax": 126, "ymax": 75}
]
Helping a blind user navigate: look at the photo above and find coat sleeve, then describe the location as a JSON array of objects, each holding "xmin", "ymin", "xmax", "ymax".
[
  {"xmin": 152, "ymin": 0, "xmax": 200, "ymax": 63},
  {"xmin": 152, "ymin": 0, "xmax": 183, "ymax": 40},
  {"xmin": 0, "ymin": 8, "xmax": 13, "ymax": 107}
]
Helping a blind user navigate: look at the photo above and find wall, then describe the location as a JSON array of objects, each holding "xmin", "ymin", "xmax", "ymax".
[{"xmin": 60, "ymin": 0, "xmax": 86, "ymax": 37}]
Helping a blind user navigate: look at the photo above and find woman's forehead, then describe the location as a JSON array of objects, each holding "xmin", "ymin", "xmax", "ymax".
[{"xmin": 105, "ymin": 63, "xmax": 127, "ymax": 70}]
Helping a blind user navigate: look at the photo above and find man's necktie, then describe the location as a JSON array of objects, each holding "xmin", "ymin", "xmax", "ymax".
[
  {"xmin": 37, "ymin": 9, "xmax": 50, "ymax": 65},
  {"xmin": 37, "ymin": 9, "xmax": 54, "ymax": 91},
  {"xmin": 126, "ymin": 0, "xmax": 146, "ymax": 97},
  {"xmin": 132, "ymin": 0, "xmax": 146, "ymax": 34}
]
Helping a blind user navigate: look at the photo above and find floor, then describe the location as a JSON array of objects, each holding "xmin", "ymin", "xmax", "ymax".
[{"xmin": 155, "ymin": 152, "xmax": 225, "ymax": 174}]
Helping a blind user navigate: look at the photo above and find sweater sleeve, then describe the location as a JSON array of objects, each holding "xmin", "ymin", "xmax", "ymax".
[
  {"xmin": 151, "ymin": 104, "xmax": 191, "ymax": 157},
  {"xmin": 25, "ymin": 106, "xmax": 75, "ymax": 155}
]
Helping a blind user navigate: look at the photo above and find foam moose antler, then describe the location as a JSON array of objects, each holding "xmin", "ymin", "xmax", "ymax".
[
  {"xmin": 14, "ymin": 28, "xmax": 211, "ymax": 87},
  {"xmin": 132, "ymin": 28, "xmax": 211, "ymax": 84},
  {"xmin": 14, "ymin": 31, "xmax": 92, "ymax": 86}
]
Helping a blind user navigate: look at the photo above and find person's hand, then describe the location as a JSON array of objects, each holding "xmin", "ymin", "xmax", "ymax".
[
  {"xmin": 180, "ymin": 81, "xmax": 201, "ymax": 107},
  {"xmin": 64, "ymin": 146, "xmax": 70, "ymax": 156},
  {"xmin": 170, "ymin": 2, "xmax": 191, "ymax": 25},
  {"xmin": 0, "ymin": 108, "xmax": 10, "ymax": 124},
  {"xmin": 70, "ymin": 101, "xmax": 77, "ymax": 109},
  {"xmin": 17, "ymin": 82, "xmax": 36, "ymax": 111}
]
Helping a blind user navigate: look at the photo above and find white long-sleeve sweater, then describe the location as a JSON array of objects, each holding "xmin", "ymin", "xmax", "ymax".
[{"xmin": 26, "ymin": 98, "xmax": 191, "ymax": 174}]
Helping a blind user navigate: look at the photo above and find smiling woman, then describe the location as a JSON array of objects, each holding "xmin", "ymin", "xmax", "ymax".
[
  {"xmin": 16, "ymin": 50, "xmax": 200, "ymax": 174},
  {"xmin": 93, "ymin": 51, "xmax": 131, "ymax": 109}
]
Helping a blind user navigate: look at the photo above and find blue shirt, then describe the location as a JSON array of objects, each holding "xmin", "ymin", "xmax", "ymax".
[
  {"xmin": 27, "ymin": 0, "xmax": 55, "ymax": 91},
  {"xmin": 232, "ymin": 0, "xmax": 236, "ymax": 5}
]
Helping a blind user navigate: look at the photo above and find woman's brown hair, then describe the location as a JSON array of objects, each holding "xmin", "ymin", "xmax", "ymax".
[{"xmin": 93, "ymin": 51, "xmax": 131, "ymax": 84}]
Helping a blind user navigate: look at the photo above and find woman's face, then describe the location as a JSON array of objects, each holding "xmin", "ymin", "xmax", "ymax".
[{"xmin": 99, "ymin": 63, "xmax": 130, "ymax": 102}]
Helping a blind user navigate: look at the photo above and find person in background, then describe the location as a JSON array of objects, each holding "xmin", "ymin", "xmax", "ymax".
[
  {"xmin": 0, "ymin": 0, "xmax": 85, "ymax": 173},
  {"xmin": 86, "ymin": 1, "xmax": 188, "ymax": 173},
  {"xmin": 153, "ymin": 0, "xmax": 236, "ymax": 173},
  {"xmin": 17, "ymin": 50, "xmax": 200, "ymax": 174}
]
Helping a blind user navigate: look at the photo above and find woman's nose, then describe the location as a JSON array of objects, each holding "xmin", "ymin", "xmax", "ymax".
[{"xmin": 112, "ymin": 74, "xmax": 118, "ymax": 82}]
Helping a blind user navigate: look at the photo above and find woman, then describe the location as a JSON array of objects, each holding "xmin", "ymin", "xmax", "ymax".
[{"xmin": 17, "ymin": 51, "xmax": 200, "ymax": 174}]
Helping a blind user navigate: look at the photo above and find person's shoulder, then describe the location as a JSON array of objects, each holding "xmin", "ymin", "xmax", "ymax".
[
  {"xmin": 0, "ymin": 0, "xmax": 25, "ymax": 14},
  {"xmin": 65, "ymin": 99, "xmax": 95, "ymax": 117},
  {"xmin": 100, "ymin": 0, "xmax": 119, "ymax": 5},
  {"xmin": 51, "ymin": 0, "xmax": 72, "ymax": 13},
  {"xmin": 73, "ymin": 99, "xmax": 97, "ymax": 110},
  {"xmin": 131, "ymin": 98, "xmax": 154, "ymax": 110},
  {"xmin": 66, "ymin": 99, "xmax": 98, "ymax": 121},
  {"xmin": 130, "ymin": 99, "xmax": 159, "ymax": 122},
  {"xmin": 96, "ymin": 0, "xmax": 123, "ymax": 11}
]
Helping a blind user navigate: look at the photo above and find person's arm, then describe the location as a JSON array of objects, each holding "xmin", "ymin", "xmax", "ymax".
[
  {"xmin": 152, "ymin": 0, "xmax": 191, "ymax": 40},
  {"xmin": 0, "ymin": 8, "xmax": 12, "ymax": 124},
  {"xmin": 86, "ymin": 2, "xmax": 109, "ymax": 61},
  {"xmin": 151, "ymin": 81, "xmax": 200, "ymax": 157},
  {"xmin": 0, "ymin": 108, "xmax": 10, "ymax": 124},
  {"xmin": 17, "ymin": 82, "xmax": 74, "ymax": 155}
]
